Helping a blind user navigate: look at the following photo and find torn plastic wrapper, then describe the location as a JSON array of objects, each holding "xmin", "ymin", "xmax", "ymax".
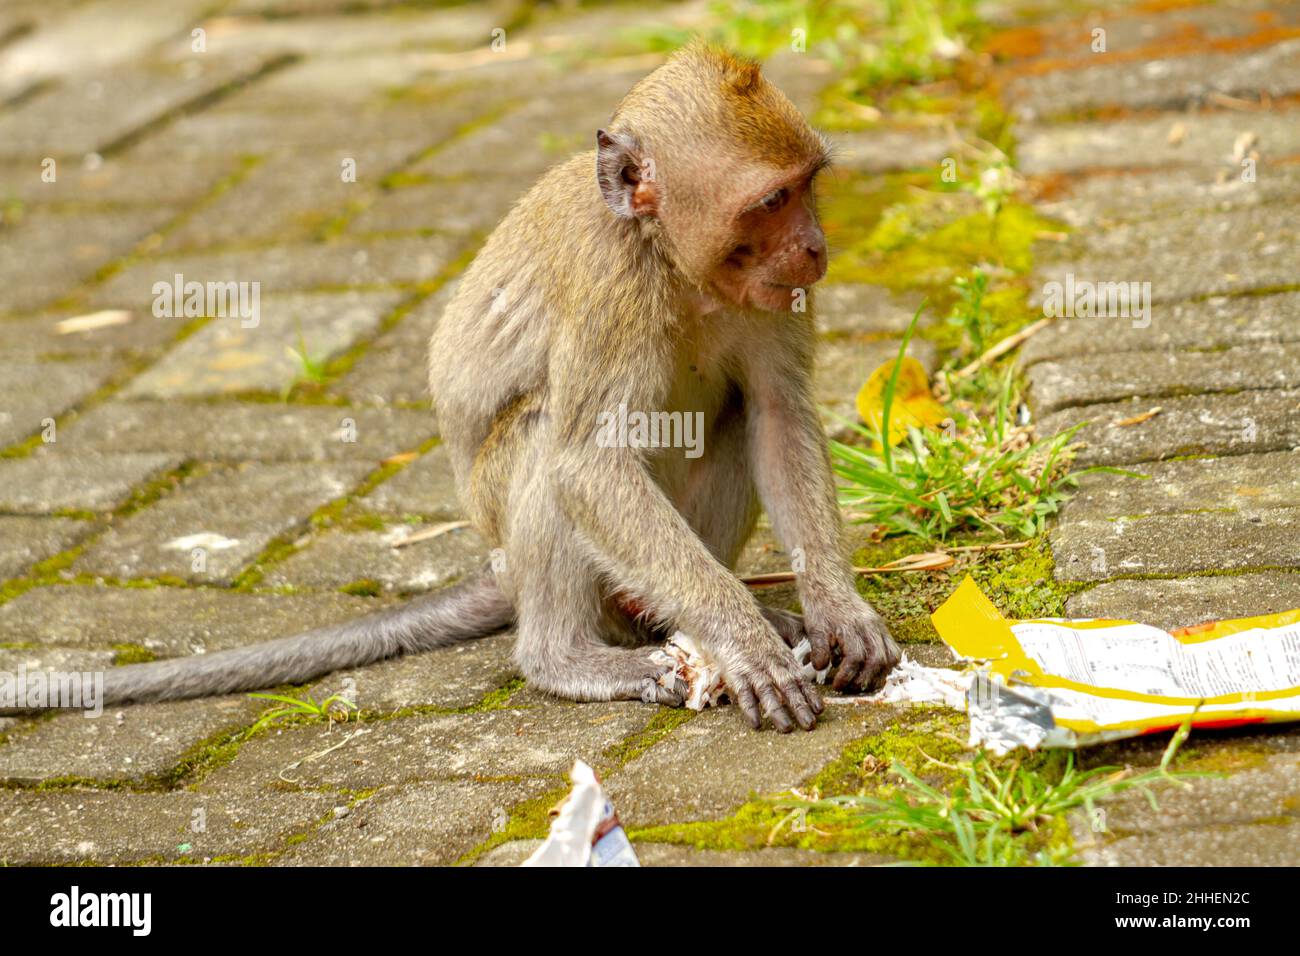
[
  {"xmin": 652, "ymin": 631, "xmax": 830, "ymax": 710},
  {"xmin": 933, "ymin": 576, "xmax": 1300, "ymax": 752},
  {"xmin": 521, "ymin": 760, "xmax": 639, "ymax": 867}
]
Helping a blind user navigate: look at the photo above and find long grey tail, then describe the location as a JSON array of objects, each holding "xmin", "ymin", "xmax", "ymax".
[{"xmin": 97, "ymin": 569, "xmax": 514, "ymax": 706}]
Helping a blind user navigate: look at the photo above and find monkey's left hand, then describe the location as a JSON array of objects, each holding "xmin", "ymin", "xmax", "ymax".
[{"xmin": 802, "ymin": 596, "xmax": 901, "ymax": 694}]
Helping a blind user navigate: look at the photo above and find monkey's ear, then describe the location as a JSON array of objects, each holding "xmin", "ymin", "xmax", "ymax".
[{"xmin": 596, "ymin": 129, "xmax": 658, "ymax": 219}]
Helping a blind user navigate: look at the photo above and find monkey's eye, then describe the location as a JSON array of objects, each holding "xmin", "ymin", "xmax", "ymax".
[{"xmin": 760, "ymin": 188, "xmax": 788, "ymax": 212}]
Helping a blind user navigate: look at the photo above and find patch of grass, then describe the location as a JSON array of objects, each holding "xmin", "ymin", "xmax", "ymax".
[
  {"xmin": 791, "ymin": 727, "xmax": 1204, "ymax": 866},
  {"xmin": 285, "ymin": 322, "xmax": 330, "ymax": 396},
  {"xmin": 945, "ymin": 268, "xmax": 994, "ymax": 358},
  {"xmin": 625, "ymin": 0, "xmax": 983, "ymax": 117},
  {"xmin": 831, "ymin": 309, "xmax": 1125, "ymax": 542},
  {"xmin": 245, "ymin": 691, "xmax": 358, "ymax": 736}
]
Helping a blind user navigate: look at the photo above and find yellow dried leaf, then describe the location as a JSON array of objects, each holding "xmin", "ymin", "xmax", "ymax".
[{"xmin": 855, "ymin": 356, "xmax": 948, "ymax": 447}]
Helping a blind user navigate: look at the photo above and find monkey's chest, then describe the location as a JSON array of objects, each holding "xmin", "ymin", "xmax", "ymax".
[{"xmin": 643, "ymin": 346, "xmax": 742, "ymax": 496}]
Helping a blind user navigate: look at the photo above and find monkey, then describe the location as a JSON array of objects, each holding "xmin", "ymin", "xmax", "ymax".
[{"xmin": 41, "ymin": 41, "xmax": 900, "ymax": 732}]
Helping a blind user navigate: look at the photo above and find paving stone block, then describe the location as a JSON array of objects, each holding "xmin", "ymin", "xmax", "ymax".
[
  {"xmin": 0, "ymin": 154, "xmax": 234, "ymax": 208},
  {"xmin": 0, "ymin": 450, "xmax": 181, "ymax": 513},
  {"xmin": 1075, "ymin": 749, "xmax": 1300, "ymax": 866},
  {"xmin": 1008, "ymin": 40, "xmax": 1300, "ymax": 120},
  {"xmin": 1051, "ymin": 507, "xmax": 1300, "ymax": 582},
  {"xmin": 0, "ymin": 585, "xmax": 388, "ymax": 658},
  {"xmin": 61, "ymin": 400, "xmax": 436, "ymax": 462},
  {"xmin": 411, "ymin": 96, "xmax": 612, "ymax": 181},
  {"xmin": 0, "ymin": 208, "xmax": 173, "ymax": 314},
  {"xmin": 263, "ymin": 522, "xmax": 488, "ymax": 593},
  {"xmin": 192, "ymin": 6, "xmax": 499, "ymax": 58},
  {"xmin": 363, "ymin": 444, "xmax": 462, "ymax": 518},
  {"xmin": 1059, "ymin": 449, "xmax": 1300, "ymax": 521},
  {"xmin": 74, "ymin": 461, "xmax": 372, "ymax": 584},
  {"xmin": 127, "ymin": 102, "xmax": 446, "ymax": 161},
  {"xmin": 1036, "ymin": 200, "xmax": 1300, "ymax": 303},
  {"xmin": 0, "ymin": 646, "xmax": 115, "ymax": 675},
  {"xmin": 0, "ymin": 358, "xmax": 118, "ymax": 448},
  {"xmin": 1036, "ymin": 388, "xmax": 1300, "ymax": 466},
  {"xmin": 0, "ymin": 310, "xmax": 185, "ymax": 361},
  {"xmin": 87, "ymin": 234, "xmax": 466, "ymax": 312},
  {"xmin": 123, "ymin": 290, "xmax": 403, "ymax": 398},
  {"xmin": 202, "ymin": 703, "xmax": 652, "ymax": 791},
  {"xmin": 335, "ymin": 282, "xmax": 450, "ymax": 407},
  {"xmin": 0, "ymin": 786, "xmax": 333, "ymax": 864},
  {"xmin": 1084, "ymin": 818, "xmax": 1300, "ymax": 866},
  {"xmin": 1019, "ymin": 292, "xmax": 1300, "ymax": 367},
  {"xmin": 0, "ymin": 0, "xmax": 214, "ymax": 98},
  {"xmin": 305, "ymin": 632, "xmax": 518, "ymax": 714},
  {"xmin": 275, "ymin": 778, "xmax": 549, "ymax": 866},
  {"xmin": 0, "ymin": 516, "xmax": 94, "ymax": 578},
  {"xmin": 1067, "ymin": 571, "xmax": 1300, "ymax": 630},
  {"xmin": 815, "ymin": 283, "xmax": 923, "ymax": 338},
  {"xmin": 0, "ymin": 49, "xmax": 287, "ymax": 159},
  {"xmin": 347, "ymin": 176, "xmax": 525, "ymax": 237},
  {"xmin": 1027, "ymin": 343, "xmax": 1300, "ymax": 413},
  {"xmin": 1034, "ymin": 161, "xmax": 1300, "ymax": 229},
  {"xmin": 1019, "ymin": 110, "xmax": 1300, "ymax": 176},
  {"xmin": 0, "ymin": 694, "xmax": 263, "ymax": 786},
  {"xmin": 604, "ymin": 703, "xmax": 897, "ymax": 826},
  {"xmin": 160, "ymin": 143, "xmax": 427, "ymax": 252}
]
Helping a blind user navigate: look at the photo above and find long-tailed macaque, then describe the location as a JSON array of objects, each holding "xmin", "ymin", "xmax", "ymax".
[{"xmin": 62, "ymin": 42, "xmax": 900, "ymax": 732}]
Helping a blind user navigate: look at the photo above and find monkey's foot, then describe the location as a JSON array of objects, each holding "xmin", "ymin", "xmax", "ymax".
[{"xmin": 760, "ymin": 606, "xmax": 805, "ymax": 649}]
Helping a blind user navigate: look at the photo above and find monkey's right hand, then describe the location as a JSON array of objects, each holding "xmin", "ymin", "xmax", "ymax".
[{"xmin": 722, "ymin": 634, "xmax": 824, "ymax": 733}]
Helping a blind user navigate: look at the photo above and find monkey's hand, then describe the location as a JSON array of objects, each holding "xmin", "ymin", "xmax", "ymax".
[
  {"xmin": 721, "ymin": 631, "xmax": 824, "ymax": 733},
  {"xmin": 803, "ymin": 596, "xmax": 901, "ymax": 694}
]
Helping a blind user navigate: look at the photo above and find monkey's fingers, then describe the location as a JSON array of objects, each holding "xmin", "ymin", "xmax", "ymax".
[
  {"xmin": 776, "ymin": 674, "xmax": 821, "ymax": 731},
  {"xmin": 735, "ymin": 681, "xmax": 765, "ymax": 730},
  {"xmin": 756, "ymin": 682, "xmax": 796, "ymax": 733},
  {"xmin": 807, "ymin": 632, "xmax": 833, "ymax": 671},
  {"xmin": 830, "ymin": 637, "xmax": 866, "ymax": 692}
]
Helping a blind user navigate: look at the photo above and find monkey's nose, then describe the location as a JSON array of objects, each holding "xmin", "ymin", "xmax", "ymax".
[{"xmin": 804, "ymin": 243, "xmax": 827, "ymax": 281}]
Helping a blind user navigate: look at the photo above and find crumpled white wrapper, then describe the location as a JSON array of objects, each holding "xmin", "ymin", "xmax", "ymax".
[
  {"xmin": 856, "ymin": 654, "xmax": 971, "ymax": 709},
  {"xmin": 521, "ymin": 759, "xmax": 640, "ymax": 867},
  {"xmin": 652, "ymin": 632, "xmax": 833, "ymax": 711},
  {"xmin": 650, "ymin": 636, "xmax": 1055, "ymax": 754}
]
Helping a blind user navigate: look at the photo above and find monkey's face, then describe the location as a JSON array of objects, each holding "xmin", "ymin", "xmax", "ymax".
[{"xmin": 702, "ymin": 169, "xmax": 828, "ymax": 314}]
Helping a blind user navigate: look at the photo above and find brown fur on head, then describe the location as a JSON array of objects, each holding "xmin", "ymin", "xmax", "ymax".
[{"xmin": 596, "ymin": 40, "xmax": 831, "ymax": 314}]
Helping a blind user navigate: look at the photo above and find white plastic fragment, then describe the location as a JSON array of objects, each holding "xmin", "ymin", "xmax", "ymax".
[
  {"xmin": 522, "ymin": 760, "xmax": 639, "ymax": 867},
  {"xmin": 652, "ymin": 632, "xmax": 834, "ymax": 711},
  {"xmin": 651, "ymin": 633, "xmax": 726, "ymax": 710},
  {"xmin": 858, "ymin": 653, "xmax": 971, "ymax": 709}
]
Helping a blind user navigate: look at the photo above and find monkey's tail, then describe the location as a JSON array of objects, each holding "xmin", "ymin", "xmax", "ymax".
[{"xmin": 91, "ymin": 569, "xmax": 514, "ymax": 707}]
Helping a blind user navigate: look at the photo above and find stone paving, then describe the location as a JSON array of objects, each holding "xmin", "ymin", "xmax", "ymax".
[{"xmin": 0, "ymin": 0, "xmax": 1297, "ymax": 867}]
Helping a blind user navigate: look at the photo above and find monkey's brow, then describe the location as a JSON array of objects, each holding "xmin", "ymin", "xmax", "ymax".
[{"xmin": 738, "ymin": 161, "xmax": 827, "ymax": 214}]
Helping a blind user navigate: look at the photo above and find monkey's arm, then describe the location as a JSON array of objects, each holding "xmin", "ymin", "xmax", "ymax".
[
  {"xmin": 552, "ymin": 446, "xmax": 821, "ymax": 731},
  {"xmin": 546, "ymin": 321, "xmax": 821, "ymax": 730},
  {"xmin": 742, "ymin": 319, "xmax": 901, "ymax": 692}
]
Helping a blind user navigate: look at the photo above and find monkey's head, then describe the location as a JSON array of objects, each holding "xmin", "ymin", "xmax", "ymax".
[{"xmin": 597, "ymin": 41, "xmax": 831, "ymax": 314}]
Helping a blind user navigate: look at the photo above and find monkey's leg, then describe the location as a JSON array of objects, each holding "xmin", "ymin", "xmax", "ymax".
[{"xmin": 508, "ymin": 471, "xmax": 685, "ymax": 706}]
